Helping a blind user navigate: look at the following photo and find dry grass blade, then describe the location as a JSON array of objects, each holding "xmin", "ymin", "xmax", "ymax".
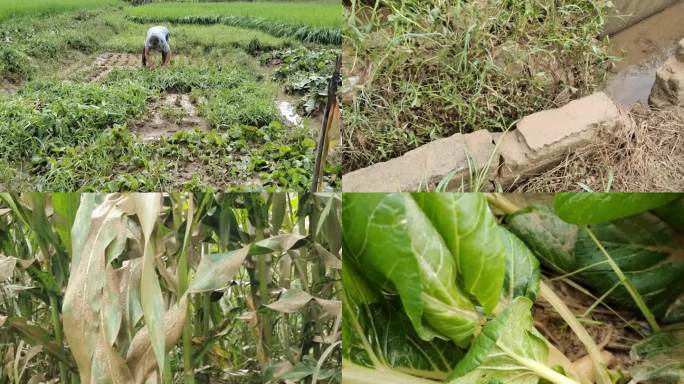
[{"xmin": 516, "ymin": 105, "xmax": 684, "ymax": 192}]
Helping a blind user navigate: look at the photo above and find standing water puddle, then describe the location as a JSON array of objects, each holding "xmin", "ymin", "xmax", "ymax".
[
  {"xmin": 278, "ymin": 100, "xmax": 303, "ymax": 126},
  {"xmin": 603, "ymin": 1, "xmax": 684, "ymax": 106}
]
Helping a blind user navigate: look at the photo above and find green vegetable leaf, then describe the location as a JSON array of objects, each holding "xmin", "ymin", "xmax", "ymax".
[
  {"xmin": 413, "ymin": 193, "xmax": 506, "ymax": 313},
  {"xmin": 448, "ymin": 297, "xmax": 577, "ymax": 384},
  {"xmin": 500, "ymin": 227, "xmax": 540, "ymax": 301},
  {"xmin": 507, "ymin": 205, "xmax": 684, "ymax": 322},
  {"xmin": 342, "ymin": 257, "xmax": 464, "ymax": 379},
  {"xmin": 554, "ymin": 193, "xmax": 680, "ymax": 225},
  {"xmin": 654, "ymin": 197, "xmax": 684, "ymax": 233},
  {"xmin": 343, "ymin": 193, "xmax": 483, "ymax": 346},
  {"xmin": 630, "ymin": 326, "xmax": 684, "ymax": 384}
]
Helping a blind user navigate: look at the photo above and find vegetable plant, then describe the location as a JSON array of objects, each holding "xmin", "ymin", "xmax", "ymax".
[{"xmin": 342, "ymin": 192, "xmax": 684, "ymax": 384}]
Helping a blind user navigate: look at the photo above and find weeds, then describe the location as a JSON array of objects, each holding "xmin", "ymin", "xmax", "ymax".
[
  {"xmin": 0, "ymin": 80, "xmax": 152, "ymax": 161},
  {"xmin": 0, "ymin": 46, "xmax": 35, "ymax": 81},
  {"xmin": 343, "ymin": 0, "xmax": 614, "ymax": 171}
]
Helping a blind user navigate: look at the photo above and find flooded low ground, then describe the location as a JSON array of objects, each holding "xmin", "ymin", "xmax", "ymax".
[{"xmin": 604, "ymin": 0, "xmax": 684, "ymax": 106}]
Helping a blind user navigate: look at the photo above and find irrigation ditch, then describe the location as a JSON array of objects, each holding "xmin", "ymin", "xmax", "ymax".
[{"xmin": 341, "ymin": 0, "xmax": 684, "ymax": 192}]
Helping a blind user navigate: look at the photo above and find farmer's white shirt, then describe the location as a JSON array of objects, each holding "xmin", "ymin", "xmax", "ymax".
[{"xmin": 145, "ymin": 26, "xmax": 170, "ymax": 52}]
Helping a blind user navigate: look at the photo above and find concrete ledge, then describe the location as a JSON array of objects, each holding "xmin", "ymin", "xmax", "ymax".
[
  {"xmin": 342, "ymin": 130, "xmax": 496, "ymax": 192},
  {"xmin": 343, "ymin": 92, "xmax": 630, "ymax": 191}
]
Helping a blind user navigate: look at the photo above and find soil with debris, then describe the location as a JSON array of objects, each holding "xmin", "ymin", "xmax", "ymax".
[
  {"xmin": 88, "ymin": 52, "xmax": 140, "ymax": 82},
  {"xmin": 0, "ymin": 80, "xmax": 19, "ymax": 95},
  {"xmin": 512, "ymin": 105, "xmax": 684, "ymax": 192},
  {"xmin": 129, "ymin": 92, "xmax": 209, "ymax": 141},
  {"xmin": 534, "ymin": 279, "xmax": 644, "ymax": 373}
]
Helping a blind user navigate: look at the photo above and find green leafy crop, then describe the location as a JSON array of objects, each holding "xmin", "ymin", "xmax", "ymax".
[{"xmin": 343, "ymin": 192, "xmax": 684, "ymax": 384}]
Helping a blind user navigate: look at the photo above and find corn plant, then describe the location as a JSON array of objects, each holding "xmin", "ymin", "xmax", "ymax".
[{"xmin": 0, "ymin": 192, "xmax": 341, "ymax": 383}]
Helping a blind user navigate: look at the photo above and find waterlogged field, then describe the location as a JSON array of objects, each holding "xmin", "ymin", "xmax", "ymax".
[{"xmin": 0, "ymin": 2, "xmax": 342, "ymax": 191}]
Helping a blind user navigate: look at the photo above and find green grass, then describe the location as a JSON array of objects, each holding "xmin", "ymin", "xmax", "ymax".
[
  {"xmin": 126, "ymin": 2, "xmax": 343, "ymax": 28},
  {"xmin": 0, "ymin": 0, "xmax": 121, "ymax": 22},
  {"xmin": 0, "ymin": 7, "xmax": 341, "ymax": 191},
  {"xmin": 343, "ymin": 0, "xmax": 613, "ymax": 172},
  {"xmin": 104, "ymin": 23, "xmax": 294, "ymax": 53}
]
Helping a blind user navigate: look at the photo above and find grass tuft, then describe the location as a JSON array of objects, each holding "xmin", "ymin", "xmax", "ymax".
[{"xmin": 342, "ymin": 0, "xmax": 613, "ymax": 171}]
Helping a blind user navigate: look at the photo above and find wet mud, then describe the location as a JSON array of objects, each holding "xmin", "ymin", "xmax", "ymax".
[{"xmin": 604, "ymin": 1, "xmax": 684, "ymax": 106}]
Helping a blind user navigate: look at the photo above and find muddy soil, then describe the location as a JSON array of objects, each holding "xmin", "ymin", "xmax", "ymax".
[
  {"xmin": 0, "ymin": 80, "xmax": 19, "ymax": 95},
  {"xmin": 604, "ymin": 1, "xmax": 684, "ymax": 106},
  {"xmin": 88, "ymin": 53, "xmax": 140, "ymax": 83},
  {"xmin": 535, "ymin": 280, "xmax": 642, "ymax": 373},
  {"xmin": 130, "ymin": 92, "xmax": 210, "ymax": 141}
]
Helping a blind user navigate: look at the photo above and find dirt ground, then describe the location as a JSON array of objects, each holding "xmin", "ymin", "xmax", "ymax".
[
  {"xmin": 535, "ymin": 279, "xmax": 644, "ymax": 374},
  {"xmin": 77, "ymin": 52, "xmax": 212, "ymax": 141},
  {"xmin": 130, "ymin": 92, "xmax": 209, "ymax": 140}
]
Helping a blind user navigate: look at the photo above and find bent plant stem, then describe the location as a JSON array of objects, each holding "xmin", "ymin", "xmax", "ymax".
[
  {"xmin": 497, "ymin": 343, "xmax": 579, "ymax": 384},
  {"xmin": 582, "ymin": 225, "xmax": 660, "ymax": 332},
  {"xmin": 539, "ymin": 282, "xmax": 612, "ymax": 384},
  {"xmin": 255, "ymin": 225, "xmax": 271, "ymax": 363},
  {"xmin": 485, "ymin": 193, "xmax": 521, "ymax": 215},
  {"xmin": 342, "ymin": 360, "xmax": 439, "ymax": 384}
]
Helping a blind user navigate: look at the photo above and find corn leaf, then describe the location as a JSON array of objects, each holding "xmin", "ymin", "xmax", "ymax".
[
  {"xmin": 124, "ymin": 193, "xmax": 166, "ymax": 377},
  {"xmin": 62, "ymin": 199, "xmax": 125, "ymax": 383}
]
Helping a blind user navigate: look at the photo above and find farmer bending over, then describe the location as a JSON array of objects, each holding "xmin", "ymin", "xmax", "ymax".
[{"xmin": 142, "ymin": 26, "xmax": 172, "ymax": 69}]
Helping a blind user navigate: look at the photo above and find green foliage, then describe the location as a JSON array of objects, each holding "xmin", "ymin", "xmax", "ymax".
[
  {"xmin": 0, "ymin": 80, "xmax": 152, "ymax": 160},
  {"xmin": 262, "ymin": 46, "xmax": 339, "ymax": 114},
  {"xmin": 343, "ymin": 193, "xmax": 485, "ymax": 346},
  {"xmin": 126, "ymin": 1, "xmax": 343, "ymax": 28},
  {"xmin": 0, "ymin": 45, "xmax": 35, "ymax": 81},
  {"xmin": 343, "ymin": 193, "xmax": 543, "ymax": 350},
  {"xmin": 201, "ymin": 84, "xmax": 280, "ymax": 128},
  {"xmin": 0, "ymin": 0, "xmax": 120, "ymax": 22},
  {"xmin": 506, "ymin": 203, "xmax": 684, "ymax": 323},
  {"xmin": 0, "ymin": 6, "xmax": 339, "ymax": 191},
  {"xmin": 554, "ymin": 193, "xmax": 681, "ymax": 224},
  {"xmin": 344, "ymin": 0, "xmax": 613, "ymax": 171},
  {"xmin": 128, "ymin": 14, "xmax": 341, "ymax": 45},
  {"xmin": 630, "ymin": 327, "xmax": 684, "ymax": 384},
  {"xmin": 341, "ymin": 193, "xmax": 577, "ymax": 384},
  {"xmin": 447, "ymin": 297, "xmax": 575, "ymax": 384}
]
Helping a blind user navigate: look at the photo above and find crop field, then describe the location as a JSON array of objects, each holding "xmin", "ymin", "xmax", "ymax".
[
  {"xmin": 127, "ymin": 2, "xmax": 344, "ymax": 28},
  {"xmin": 0, "ymin": 1, "xmax": 342, "ymax": 191},
  {"xmin": 0, "ymin": 192, "xmax": 342, "ymax": 383},
  {"xmin": 0, "ymin": 0, "xmax": 120, "ymax": 22}
]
